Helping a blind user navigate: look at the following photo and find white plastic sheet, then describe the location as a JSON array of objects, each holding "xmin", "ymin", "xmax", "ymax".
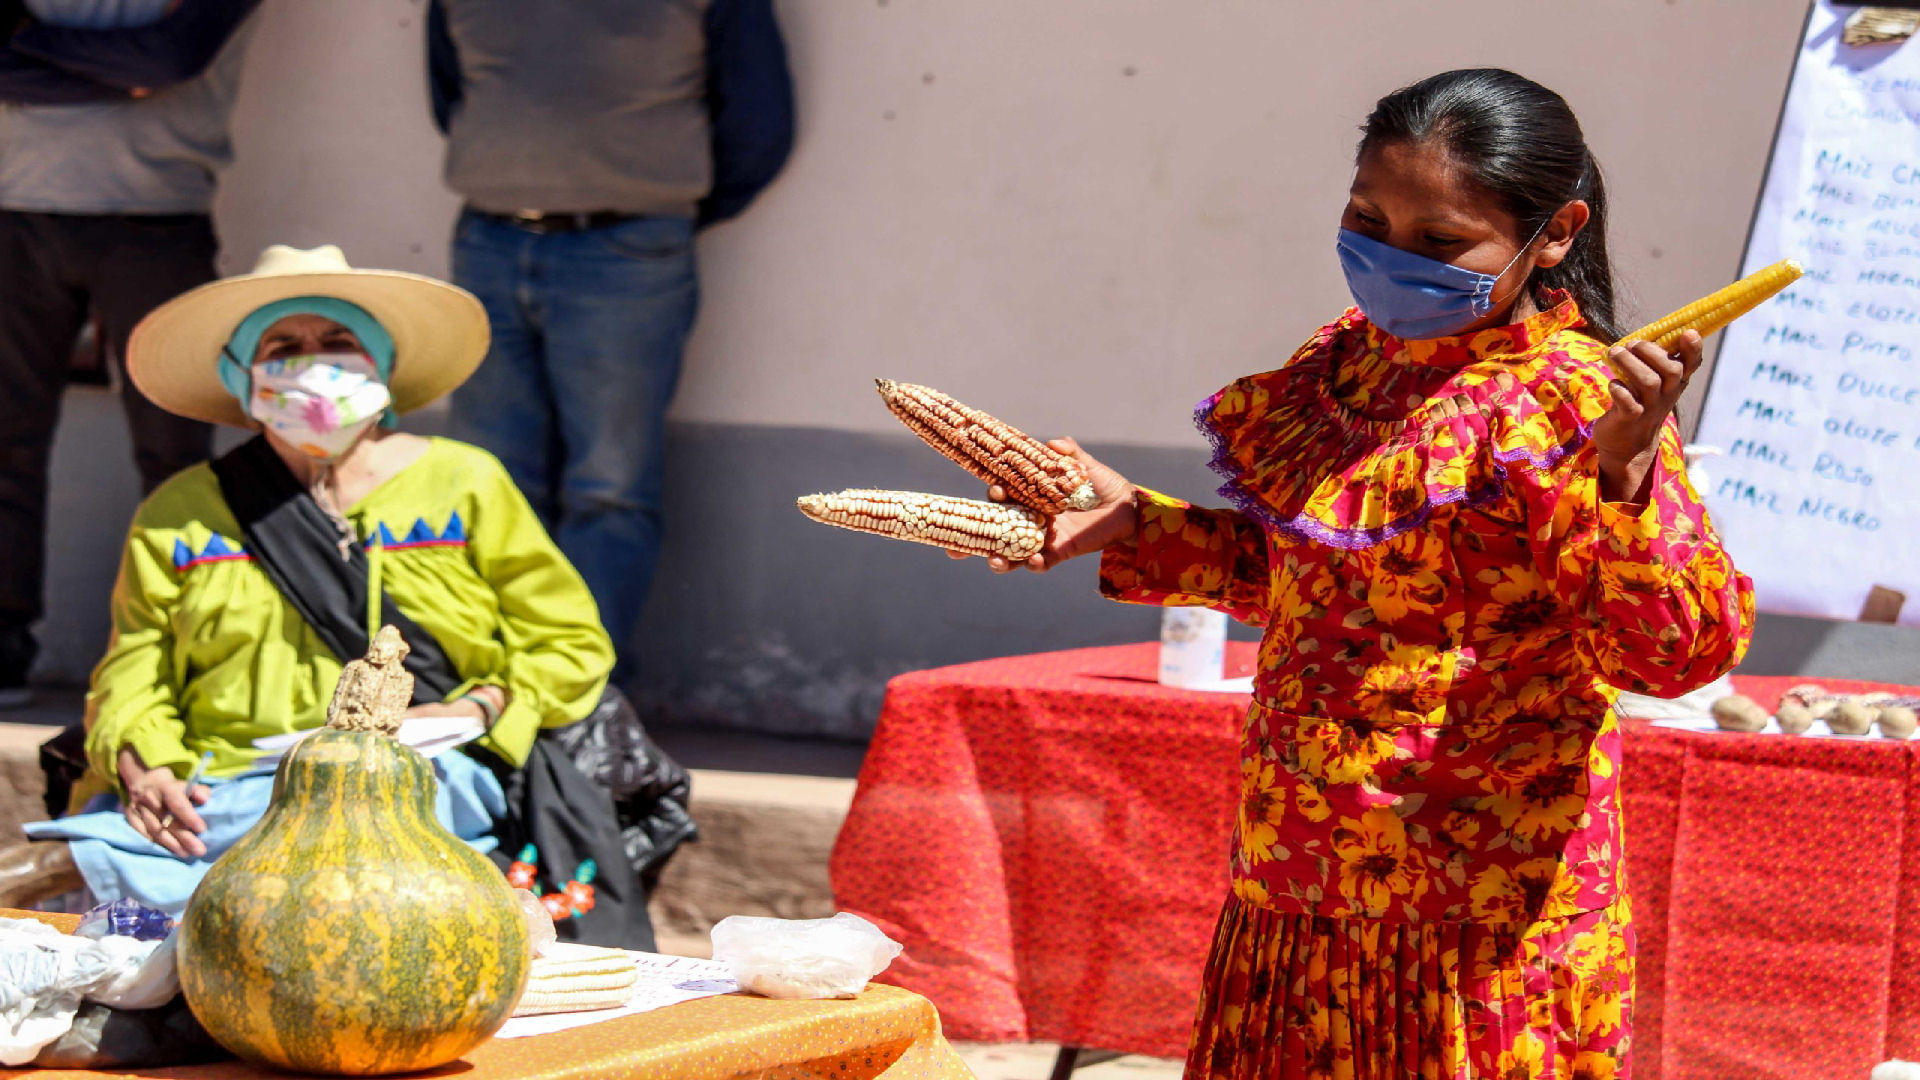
[{"xmin": 0, "ymin": 918, "xmax": 175, "ymax": 1065}]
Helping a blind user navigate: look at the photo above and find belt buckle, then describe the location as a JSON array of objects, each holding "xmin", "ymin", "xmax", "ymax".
[{"xmin": 512, "ymin": 209, "xmax": 551, "ymax": 234}]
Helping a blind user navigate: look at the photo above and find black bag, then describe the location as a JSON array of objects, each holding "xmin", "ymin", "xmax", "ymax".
[
  {"xmin": 203, "ymin": 435, "xmax": 694, "ymax": 948},
  {"xmin": 39, "ymin": 719, "xmax": 87, "ymax": 819},
  {"xmin": 31, "ymin": 999, "xmax": 227, "ymax": 1070},
  {"xmin": 467, "ymin": 686, "xmax": 696, "ymax": 949},
  {"xmin": 547, "ymin": 688, "xmax": 699, "ymax": 892}
]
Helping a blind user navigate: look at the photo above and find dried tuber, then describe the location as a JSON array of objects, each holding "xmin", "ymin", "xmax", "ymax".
[
  {"xmin": 1776, "ymin": 703, "xmax": 1815, "ymax": 735},
  {"xmin": 1711, "ymin": 695, "xmax": 1769, "ymax": 733},
  {"xmin": 1831, "ymin": 701, "xmax": 1877, "ymax": 735}
]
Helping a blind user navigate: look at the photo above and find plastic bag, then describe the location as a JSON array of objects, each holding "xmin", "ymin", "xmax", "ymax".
[
  {"xmin": 514, "ymin": 889, "xmax": 558, "ymax": 959},
  {"xmin": 709, "ymin": 913, "xmax": 903, "ymax": 1001},
  {"xmin": 0, "ymin": 917, "xmax": 174, "ymax": 1064},
  {"xmin": 88, "ymin": 934, "xmax": 179, "ymax": 1011},
  {"xmin": 75, "ymin": 899, "xmax": 172, "ymax": 943}
]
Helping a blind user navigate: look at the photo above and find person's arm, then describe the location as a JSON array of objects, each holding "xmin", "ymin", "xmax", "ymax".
[
  {"xmin": 1099, "ymin": 489, "xmax": 1272, "ymax": 627},
  {"xmin": 696, "ymin": 0, "xmax": 794, "ymax": 228},
  {"xmin": 0, "ymin": 47, "xmax": 133, "ymax": 101},
  {"xmin": 0, "ymin": 0, "xmax": 136, "ymax": 102},
  {"xmin": 10, "ymin": 0, "xmax": 257, "ymax": 91},
  {"xmin": 425, "ymin": 0, "xmax": 461, "ymax": 135},
  {"xmin": 1523, "ymin": 418, "xmax": 1754, "ymax": 696},
  {"xmin": 458, "ymin": 454, "xmax": 615, "ymax": 767},
  {"xmin": 85, "ymin": 524, "xmax": 193, "ymax": 787}
]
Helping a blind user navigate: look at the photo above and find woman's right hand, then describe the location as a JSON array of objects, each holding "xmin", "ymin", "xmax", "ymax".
[
  {"xmin": 949, "ymin": 438, "xmax": 1139, "ymax": 574},
  {"xmin": 117, "ymin": 746, "xmax": 210, "ymax": 858}
]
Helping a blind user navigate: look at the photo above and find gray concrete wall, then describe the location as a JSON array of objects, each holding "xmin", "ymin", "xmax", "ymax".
[{"xmin": 32, "ymin": 0, "xmax": 1920, "ymax": 736}]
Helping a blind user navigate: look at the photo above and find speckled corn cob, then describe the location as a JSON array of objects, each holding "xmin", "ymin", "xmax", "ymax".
[
  {"xmin": 1614, "ymin": 259, "xmax": 1803, "ymax": 352},
  {"xmin": 796, "ymin": 489, "xmax": 1047, "ymax": 561},
  {"xmin": 875, "ymin": 380, "xmax": 1097, "ymax": 514}
]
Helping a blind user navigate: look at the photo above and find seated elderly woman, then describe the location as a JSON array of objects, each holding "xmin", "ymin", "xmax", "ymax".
[{"xmin": 0, "ymin": 246, "xmax": 634, "ymax": 930}]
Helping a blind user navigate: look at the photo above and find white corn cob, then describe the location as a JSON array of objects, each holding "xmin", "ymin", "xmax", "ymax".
[{"xmin": 796, "ymin": 489, "xmax": 1047, "ymax": 561}]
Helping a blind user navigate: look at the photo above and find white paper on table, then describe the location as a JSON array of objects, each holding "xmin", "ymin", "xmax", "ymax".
[
  {"xmin": 1650, "ymin": 717, "xmax": 1918, "ymax": 741},
  {"xmin": 492, "ymin": 950, "xmax": 738, "ymax": 1039},
  {"xmin": 1173, "ymin": 675, "xmax": 1255, "ymax": 695},
  {"xmin": 250, "ymin": 715, "xmax": 485, "ymax": 763}
]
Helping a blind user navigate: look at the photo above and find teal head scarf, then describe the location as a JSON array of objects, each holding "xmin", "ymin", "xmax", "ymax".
[{"xmin": 217, "ymin": 296, "xmax": 399, "ymax": 426}]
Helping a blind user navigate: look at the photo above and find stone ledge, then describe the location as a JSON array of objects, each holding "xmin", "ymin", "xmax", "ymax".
[
  {"xmin": 648, "ymin": 769, "xmax": 854, "ymax": 942},
  {"xmin": 0, "ymin": 723, "xmax": 58, "ymax": 845}
]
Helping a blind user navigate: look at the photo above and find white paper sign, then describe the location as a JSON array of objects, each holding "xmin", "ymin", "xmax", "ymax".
[{"xmin": 1693, "ymin": 0, "xmax": 1920, "ymax": 624}]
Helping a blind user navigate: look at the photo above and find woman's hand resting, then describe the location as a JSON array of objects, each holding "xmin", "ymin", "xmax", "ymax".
[
  {"xmin": 404, "ymin": 685, "xmax": 506, "ymax": 729},
  {"xmin": 947, "ymin": 438, "xmax": 1139, "ymax": 573},
  {"xmin": 118, "ymin": 746, "xmax": 209, "ymax": 858}
]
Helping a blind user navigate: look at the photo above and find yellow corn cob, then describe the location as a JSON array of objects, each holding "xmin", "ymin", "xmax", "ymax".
[
  {"xmin": 875, "ymin": 380, "xmax": 1098, "ymax": 514},
  {"xmin": 1613, "ymin": 258, "xmax": 1804, "ymax": 352},
  {"xmin": 796, "ymin": 489, "xmax": 1047, "ymax": 561}
]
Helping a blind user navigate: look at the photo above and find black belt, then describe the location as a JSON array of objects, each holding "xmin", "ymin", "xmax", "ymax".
[{"xmin": 475, "ymin": 208, "xmax": 638, "ymax": 234}]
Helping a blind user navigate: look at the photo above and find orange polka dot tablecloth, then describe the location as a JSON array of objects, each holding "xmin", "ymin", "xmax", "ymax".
[
  {"xmin": 828, "ymin": 642, "xmax": 1920, "ymax": 1079},
  {"xmin": 0, "ymin": 910, "xmax": 972, "ymax": 1080}
]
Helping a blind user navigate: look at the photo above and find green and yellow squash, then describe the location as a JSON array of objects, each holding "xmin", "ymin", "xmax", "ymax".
[{"xmin": 178, "ymin": 627, "xmax": 529, "ymax": 1076}]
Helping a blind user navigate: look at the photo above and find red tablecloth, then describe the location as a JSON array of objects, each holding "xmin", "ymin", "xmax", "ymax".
[{"xmin": 830, "ymin": 643, "xmax": 1920, "ymax": 1079}]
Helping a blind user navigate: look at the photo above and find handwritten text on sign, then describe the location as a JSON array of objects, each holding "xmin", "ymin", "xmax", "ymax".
[{"xmin": 1695, "ymin": 0, "xmax": 1920, "ymax": 624}]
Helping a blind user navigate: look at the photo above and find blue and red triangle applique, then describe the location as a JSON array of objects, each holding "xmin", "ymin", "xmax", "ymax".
[
  {"xmin": 172, "ymin": 533, "xmax": 252, "ymax": 571},
  {"xmin": 371, "ymin": 512, "xmax": 467, "ymax": 552},
  {"xmin": 172, "ymin": 513, "xmax": 467, "ymax": 572}
]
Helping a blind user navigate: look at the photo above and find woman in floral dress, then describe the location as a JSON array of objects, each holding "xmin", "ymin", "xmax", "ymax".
[{"xmin": 963, "ymin": 69, "xmax": 1753, "ymax": 1079}]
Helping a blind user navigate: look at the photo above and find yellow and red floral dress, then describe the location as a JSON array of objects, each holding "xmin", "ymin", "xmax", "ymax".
[{"xmin": 1099, "ymin": 296, "xmax": 1754, "ymax": 1080}]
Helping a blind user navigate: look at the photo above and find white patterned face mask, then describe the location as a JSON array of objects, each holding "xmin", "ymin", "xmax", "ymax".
[{"xmin": 248, "ymin": 353, "xmax": 392, "ymax": 459}]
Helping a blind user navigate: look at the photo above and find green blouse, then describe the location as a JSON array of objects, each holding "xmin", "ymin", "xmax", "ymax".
[{"xmin": 84, "ymin": 438, "xmax": 613, "ymax": 785}]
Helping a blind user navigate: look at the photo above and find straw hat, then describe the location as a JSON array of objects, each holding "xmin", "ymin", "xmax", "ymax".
[{"xmin": 128, "ymin": 245, "xmax": 490, "ymax": 428}]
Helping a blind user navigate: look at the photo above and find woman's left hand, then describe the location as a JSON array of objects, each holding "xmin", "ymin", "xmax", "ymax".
[
  {"xmin": 405, "ymin": 685, "xmax": 505, "ymax": 729},
  {"xmin": 404, "ymin": 700, "xmax": 485, "ymax": 721},
  {"xmin": 1593, "ymin": 329, "xmax": 1704, "ymax": 504}
]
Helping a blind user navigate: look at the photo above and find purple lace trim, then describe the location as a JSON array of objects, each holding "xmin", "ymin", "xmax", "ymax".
[{"xmin": 1192, "ymin": 389, "xmax": 1593, "ymax": 551}]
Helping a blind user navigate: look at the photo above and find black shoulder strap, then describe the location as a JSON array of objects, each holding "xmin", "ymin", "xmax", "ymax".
[{"xmin": 210, "ymin": 435, "xmax": 461, "ymax": 703}]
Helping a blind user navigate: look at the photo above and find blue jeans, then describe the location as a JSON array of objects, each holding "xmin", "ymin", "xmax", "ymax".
[{"xmin": 448, "ymin": 210, "xmax": 699, "ymax": 669}]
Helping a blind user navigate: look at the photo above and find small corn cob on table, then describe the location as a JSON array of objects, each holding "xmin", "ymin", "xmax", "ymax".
[
  {"xmin": 796, "ymin": 489, "xmax": 1048, "ymax": 562},
  {"xmin": 875, "ymin": 379, "xmax": 1098, "ymax": 515},
  {"xmin": 1613, "ymin": 258, "xmax": 1803, "ymax": 352}
]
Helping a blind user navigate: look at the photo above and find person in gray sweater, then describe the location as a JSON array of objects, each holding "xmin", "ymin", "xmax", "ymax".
[
  {"xmin": 428, "ymin": 0, "xmax": 794, "ymax": 679},
  {"xmin": 0, "ymin": 0, "xmax": 261, "ymax": 707}
]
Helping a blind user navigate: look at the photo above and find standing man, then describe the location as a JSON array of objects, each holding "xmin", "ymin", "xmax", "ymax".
[
  {"xmin": 429, "ymin": 0, "xmax": 795, "ymax": 676},
  {"xmin": 0, "ymin": 0, "xmax": 262, "ymax": 706}
]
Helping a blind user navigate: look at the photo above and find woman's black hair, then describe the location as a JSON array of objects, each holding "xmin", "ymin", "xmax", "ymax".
[{"xmin": 1359, "ymin": 68, "xmax": 1620, "ymax": 341}]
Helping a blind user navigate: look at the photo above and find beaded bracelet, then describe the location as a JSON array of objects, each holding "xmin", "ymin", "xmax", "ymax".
[{"xmin": 461, "ymin": 691, "xmax": 501, "ymax": 729}]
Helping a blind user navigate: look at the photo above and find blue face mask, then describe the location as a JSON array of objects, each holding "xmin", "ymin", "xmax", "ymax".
[{"xmin": 1335, "ymin": 226, "xmax": 1541, "ymax": 340}]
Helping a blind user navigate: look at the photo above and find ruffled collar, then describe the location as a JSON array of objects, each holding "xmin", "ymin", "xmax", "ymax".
[
  {"xmin": 1361, "ymin": 292, "xmax": 1587, "ymax": 368},
  {"xmin": 1196, "ymin": 294, "xmax": 1606, "ymax": 550}
]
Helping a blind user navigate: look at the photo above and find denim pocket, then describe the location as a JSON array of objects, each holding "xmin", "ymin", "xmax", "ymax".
[{"xmin": 594, "ymin": 216, "xmax": 695, "ymax": 261}]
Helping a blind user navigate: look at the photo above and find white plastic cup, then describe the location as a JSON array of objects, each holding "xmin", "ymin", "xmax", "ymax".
[{"xmin": 1158, "ymin": 608, "xmax": 1227, "ymax": 689}]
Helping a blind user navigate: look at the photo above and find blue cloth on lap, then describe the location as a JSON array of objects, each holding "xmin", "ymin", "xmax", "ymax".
[{"xmin": 24, "ymin": 750, "xmax": 506, "ymax": 916}]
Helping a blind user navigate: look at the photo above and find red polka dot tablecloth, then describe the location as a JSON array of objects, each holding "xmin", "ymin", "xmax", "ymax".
[{"xmin": 829, "ymin": 644, "xmax": 1920, "ymax": 1079}]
